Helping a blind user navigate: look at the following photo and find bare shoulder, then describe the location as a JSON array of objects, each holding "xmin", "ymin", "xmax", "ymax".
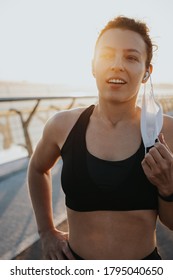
[
  {"xmin": 29, "ymin": 106, "xmax": 88, "ymax": 172},
  {"xmin": 49, "ymin": 105, "xmax": 87, "ymax": 131},
  {"xmin": 44, "ymin": 106, "xmax": 88, "ymax": 149},
  {"xmin": 162, "ymin": 114, "xmax": 173, "ymax": 150},
  {"xmin": 52, "ymin": 106, "xmax": 87, "ymax": 123}
]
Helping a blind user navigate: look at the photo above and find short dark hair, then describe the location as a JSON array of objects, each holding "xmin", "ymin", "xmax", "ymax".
[{"xmin": 96, "ymin": 16, "xmax": 157, "ymax": 68}]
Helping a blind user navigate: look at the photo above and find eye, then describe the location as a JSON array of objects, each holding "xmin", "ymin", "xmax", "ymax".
[{"xmin": 126, "ymin": 55, "xmax": 139, "ymax": 62}]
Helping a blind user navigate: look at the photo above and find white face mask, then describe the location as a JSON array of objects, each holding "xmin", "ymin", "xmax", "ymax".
[{"xmin": 140, "ymin": 81, "xmax": 163, "ymax": 153}]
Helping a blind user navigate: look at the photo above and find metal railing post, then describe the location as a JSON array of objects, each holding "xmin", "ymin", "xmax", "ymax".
[{"xmin": 10, "ymin": 100, "xmax": 40, "ymax": 157}]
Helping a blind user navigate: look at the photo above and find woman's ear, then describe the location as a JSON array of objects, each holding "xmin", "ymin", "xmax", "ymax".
[{"xmin": 142, "ymin": 64, "xmax": 153, "ymax": 83}]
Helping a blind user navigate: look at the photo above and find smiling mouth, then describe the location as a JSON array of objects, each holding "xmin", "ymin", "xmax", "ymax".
[{"xmin": 108, "ymin": 78, "xmax": 126, "ymax": 85}]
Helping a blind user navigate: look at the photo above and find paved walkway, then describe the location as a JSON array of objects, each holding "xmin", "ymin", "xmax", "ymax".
[
  {"xmin": 0, "ymin": 158, "xmax": 66, "ymax": 260},
  {"xmin": 0, "ymin": 158, "xmax": 173, "ymax": 260}
]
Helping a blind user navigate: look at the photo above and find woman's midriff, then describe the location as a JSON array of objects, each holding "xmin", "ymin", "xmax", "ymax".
[{"xmin": 67, "ymin": 208, "xmax": 158, "ymax": 260}]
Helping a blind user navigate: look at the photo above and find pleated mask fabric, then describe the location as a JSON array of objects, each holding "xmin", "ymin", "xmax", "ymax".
[{"xmin": 140, "ymin": 77, "xmax": 163, "ymax": 153}]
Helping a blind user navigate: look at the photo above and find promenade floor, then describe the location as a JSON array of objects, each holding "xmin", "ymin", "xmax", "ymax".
[{"xmin": 0, "ymin": 158, "xmax": 66, "ymax": 260}]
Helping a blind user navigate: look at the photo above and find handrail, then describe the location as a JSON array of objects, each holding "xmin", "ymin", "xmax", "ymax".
[{"xmin": 0, "ymin": 94, "xmax": 97, "ymax": 102}]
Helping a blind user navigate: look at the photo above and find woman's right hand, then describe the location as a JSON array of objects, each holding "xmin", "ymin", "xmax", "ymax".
[{"xmin": 40, "ymin": 228, "xmax": 76, "ymax": 260}]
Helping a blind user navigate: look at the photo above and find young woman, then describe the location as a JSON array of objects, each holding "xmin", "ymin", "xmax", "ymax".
[{"xmin": 28, "ymin": 16, "xmax": 173, "ymax": 260}]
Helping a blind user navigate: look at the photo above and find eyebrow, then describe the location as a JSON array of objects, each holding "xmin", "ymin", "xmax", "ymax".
[
  {"xmin": 100, "ymin": 46, "xmax": 142, "ymax": 55},
  {"xmin": 125, "ymin": 48, "xmax": 141, "ymax": 55}
]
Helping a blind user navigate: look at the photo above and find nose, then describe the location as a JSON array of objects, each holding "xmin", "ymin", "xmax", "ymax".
[{"xmin": 111, "ymin": 55, "xmax": 124, "ymax": 72}]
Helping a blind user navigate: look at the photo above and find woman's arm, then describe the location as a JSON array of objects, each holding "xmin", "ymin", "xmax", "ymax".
[{"xmin": 28, "ymin": 115, "xmax": 75, "ymax": 259}]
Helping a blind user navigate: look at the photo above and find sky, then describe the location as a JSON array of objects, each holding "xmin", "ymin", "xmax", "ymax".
[{"xmin": 0, "ymin": 0, "xmax": 173, "ymax": 87}]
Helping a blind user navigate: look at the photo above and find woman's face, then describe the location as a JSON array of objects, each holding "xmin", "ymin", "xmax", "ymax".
[{"xmin": 92, "ymin": 28, "xmax": 149, "ymax": 103}]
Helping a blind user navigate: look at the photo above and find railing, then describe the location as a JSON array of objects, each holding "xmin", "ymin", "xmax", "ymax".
[
  {"xmin": 0, "ymin": 94, "xmax": 173, "ymax": 162},
  {"xmin": 0, "ymin": 95, "xmax": 97, "ymax": 159}
]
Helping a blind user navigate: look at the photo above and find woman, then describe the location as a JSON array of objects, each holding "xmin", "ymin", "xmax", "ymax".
[{"xmin": 28, "ymin": 16, "xmax": 173, "ymax": 260}]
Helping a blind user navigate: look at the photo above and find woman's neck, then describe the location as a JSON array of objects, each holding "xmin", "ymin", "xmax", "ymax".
[{"xmin": 95, "ymin": 99, "xmax": 139, "ymax": 127}]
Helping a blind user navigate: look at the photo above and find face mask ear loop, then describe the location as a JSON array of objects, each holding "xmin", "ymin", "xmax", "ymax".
[
  {"xmin": 149, "ymin": 75, "xmax": 156, "ymax": 105},
  {"xmin": 149, "ymin": 75, "xmax": 160, "ymax": 144},
  {"xmin": 143, "ymin": 83, "xmax": 147, "ymax": 154}
]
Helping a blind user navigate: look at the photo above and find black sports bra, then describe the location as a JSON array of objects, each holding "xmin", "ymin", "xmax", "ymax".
[{"xmin": 60, "ymin": 105, "xmax": 158, "ymax": 211}]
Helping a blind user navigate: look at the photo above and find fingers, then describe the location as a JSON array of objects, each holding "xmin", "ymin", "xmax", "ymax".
[
  {"xmin": 142, "ymin": 146, "xmax": 169, "ymax": 176},
  {"xmin": 41, "ymin": 228, "xmax": 76, "ymax": 260},
  {"xmin": 62, "ymin": 244, "xmax": 76, "ymax": 260},
  {"xmin": 157, "ymin": 133, "xmax": 172, "ymax": 156},
  {"xmin": 43, "ymin": 242, "xmax": 76, "ymax": 260},
  {"xmin": 145, "ymin": 147, "xmax": 161, "ymax": 166},
  {"xmin": 142, "ymin": 146, "xmax": 163, "ymax": 173},
  {"xmin": 141, "ymin": 133, "xmax": 173, "ymax": 190},
  {"xmin": 44, "ymin": 251, "xmax": 66, "ymax": 260},
  {"xmin": 143, "ymin": 136, "xmax": 172, "ymax": 170}
]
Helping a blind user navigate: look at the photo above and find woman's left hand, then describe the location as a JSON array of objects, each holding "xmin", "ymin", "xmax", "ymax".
[{"xmin": 141, "ymin": 133, "xmax": 173, "ymax": 196}]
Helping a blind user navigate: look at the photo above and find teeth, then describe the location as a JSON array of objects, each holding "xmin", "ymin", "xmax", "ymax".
[{"xmin": 109, "ymin": 79, "xmax": 125, "ymax": 84}]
